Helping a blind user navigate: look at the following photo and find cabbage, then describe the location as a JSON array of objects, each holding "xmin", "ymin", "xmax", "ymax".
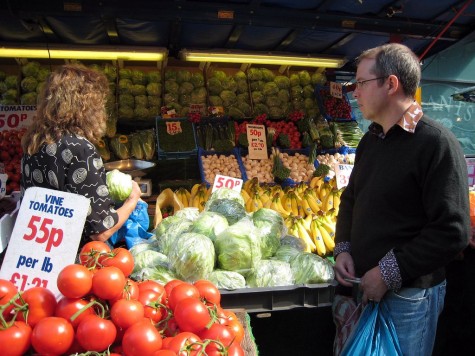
[
  {"xmin": 206, "ymin": 187, "xmax": 245, "ymax": 207},
  {"xmin": 147, "ymin": 70, "xmax": 161, "ymax": 83},
  {"xmin": 290, "ymin": 252, "xmax": 335, "ymax": 284},
  {"xmin": 190, "ymin": 72, "xmax": 204, "ymax": 87},
  {"xmin": 21, "ymin": 61, "xmax": 41, "ymax": 77},
  {"xmin": 168, "ymin": 232, "xmax": 215, "ymax": 282},
  {"xmin": 191, "ymin": 211, "xmax": 229, "ymax": 242},
  {"xmin": 280, "ymin": 234, "xmax": 306, "ymax": 251},
  {"xmin": 131, "ymin": 70, "xmax": 148, "ymax": 85},
  {"xmin": 246, "ymin": 259, "xmax": 294, "ymax": 287},
  {"xmin": 146, "ymin": 82, "xmax": 161, "ymax": 96},
  {"xmin": 156, "ymin": 219, "xmax": 194, "ymax": 255},
  {"xmin": 130, "ymin": 265, "xmax": 176, "ymax": 284},
  {"xmin": 208, "ymin": 270, "xmax": 246, "ymax": 290},
  {"xmin": 214, "ymin": 218, "xmax": 262, "ymax": 276},
  {"xmin": 252, "ymin": 208, "xmax": 284, "ymax": 258},
  {"xmin": 174, "ymin": 207, "xmax": 200, "ymax": 221},
  {"xmin": 132, "ymin": 249, "xmax": 169, "ymax": 274},
  {"xmin": 272, "ymin": 245, "xmax": 301, "ymax": 263},
  {"xmin": 21, "ymin": 76, "xmax": 38, "ymax": 93},
  {"xmin": 205, "ymin": 199, "xmax": 246, "ymax": 225},
  {"xmin": 106, "ymin": 169, "xmax": 133, "ymax": 202},
  {"xmin": 153, "ymin": 215, "xmax": 182, "ymax": 238}
]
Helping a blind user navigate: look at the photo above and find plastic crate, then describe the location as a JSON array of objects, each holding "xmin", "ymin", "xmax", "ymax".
[
  {"xmin": 315, "ymin": 85, "xmax": 356, "ymax": 121},
  {"xmin": 155, "ymin": 117, "xmax": 198, "ymax": 160},
  {"xmin": 198, "ymin": 147, "xmax": 248, "ymax": 187},
  {"xmin": 193, "ymin": 116, "xmax": 233, "ymax": 151},
  {"xmin": 219, "ymin": 282, "xmax": 337, "ymax": 313}
]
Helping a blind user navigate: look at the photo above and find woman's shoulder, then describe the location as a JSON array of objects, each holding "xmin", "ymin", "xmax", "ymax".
[{"xmin": 59, "ymin": 134, "xmax": 97, "ymax": 153}]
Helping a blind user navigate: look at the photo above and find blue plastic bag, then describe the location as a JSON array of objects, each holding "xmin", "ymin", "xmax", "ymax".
[
  {"xmin": 109, "ymin": 200, "xmax": 154, "ymax": 249},
  {"xmin": 341, "ymin": 301, "xmax": 402, "ymax": 356}
]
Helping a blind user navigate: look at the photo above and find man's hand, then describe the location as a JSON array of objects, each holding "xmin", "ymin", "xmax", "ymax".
[
  {"xmin": 334, "ymin": 252, "xmax": 357, "ymax": 287},
  {"xmin": 360, "ymin": 266, "xmax": 388, "ymax": 303}
]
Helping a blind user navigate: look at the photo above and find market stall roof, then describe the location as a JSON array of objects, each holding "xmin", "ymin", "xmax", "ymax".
[
  {"xmin": 452, "ymin": 85, "xmax": 475, "ymax": 102},
  {"xmin": 1, "ymin": 0, "xmax": 475, "ymax": 71}
]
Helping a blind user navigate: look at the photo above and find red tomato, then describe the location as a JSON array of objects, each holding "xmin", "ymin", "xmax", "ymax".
[
  {"xmin": 92, "ymin": 266, "xmax": 126, "ymax": 300},
  {"xmin": 154, "ymin": 350, "xmax": 177, "ymax": 356},
  {"xmin": 16, "ymin": 287, "xmax": 57, "ymax": 327},
  {"xmin": 138, "ymin": 280, "xmax": 167, "ymax": 301},
  {"xmin": 138, "ymin": 289, "xmax": 165, "ymax": 324},
  {"xmin": 167, "ymin": 282, "xmax": 200, "ymax": 311},
  {"xmin": 111, "ymin": 278, "xmax": 140, "ymax": 303},
  {"xmin": 79, "ymin": 240, "xmax": 111, "ymax": 268},
  {"xmin": 76, "ymin": 314, "xmax": 117, "ymax": 351},
  {"xmin": 160, "ymin": 315, "xmax": 180, "ymax": 338},
  {"xmin": 57, "ymin": 263, "xmax": 93, "ymax": 298},
  {"xmin": 0, "ymin": 279, "xmax": 18, "ymax": 320},
  {"xmin": 31, "ymin": 316, "xmax": 74, "ymax": 355},
  {"xmin": 164, "ymin": 279, "xmax": 185, "ymax": 297},
  {"xmin": 193, "ymin": 280, "xmax": 221, "ymax": 306},
  {"xmin": 219, "ymin": 310, "xmax": 244, "ymax": 344},
  {"xmin": 165, "ymin": 331, "xmax": 202, "ymax": 356},
  {"xmin": 111, "ymin": 298, "xmax": 145, "ymax": 330},
  {"xmin": 173, "ymin": 297, "xmax": 212, "ymax": 334},
  {"xmin": 122, "ymin": 319, "xmax": 163, "ymax": 356},
  {"xmin": 54, "ymin": 297, "xmax": 95, "ymax": 328},
  {"xmin": 227, "ymin": 342, "xmax": 245, "ymax": 356},
  {"xmin": 0, "ymin": 321, "xmax": 32, "ymax": 356},
  {"xmin": 101, "ymin": 247, "xmax": 134, "ymax": 277},
  {"xmin": 199, "ymin": 323, "xmax": 235, "ymax": 352}
]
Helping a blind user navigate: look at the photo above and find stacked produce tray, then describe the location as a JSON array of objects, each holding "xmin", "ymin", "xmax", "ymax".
[
  {"xmin": 220, "ymin": 282, "xmax": 337, "ymax": 313},
  {"xmin": 155, "ymin": 117, "xmax": 198, "ymax": 160},
  {"xmin": 314, "ymin": 85, "xmax": 355, "ymax": 121},
  {"xmin": 198, "ymin": 147, "xmax": 248, "ymax": 187}
]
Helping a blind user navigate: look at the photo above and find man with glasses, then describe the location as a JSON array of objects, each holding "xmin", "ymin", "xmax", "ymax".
[{"xmin": 333, "ymin": 43, "xmax": 470, "ymax": 355}]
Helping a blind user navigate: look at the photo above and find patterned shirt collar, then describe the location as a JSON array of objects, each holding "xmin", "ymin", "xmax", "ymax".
[{"xmin": 369, "ymin": 101, "xmax": 423, "ymax": 138}]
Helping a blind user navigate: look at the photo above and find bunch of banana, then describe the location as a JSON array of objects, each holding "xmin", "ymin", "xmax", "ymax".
[
  {"xmin": 300, "ymin": 188, "xmax": 323, "ymax": 216},
  {"xmin": 281, "ymin": 191, "xmax": 302, "ymax": 217},
  {"xmin": 311, "ymin": 214, "xmax": 336, "ymax": 255},
  {"xmin": 245, "ymin": 190, "xmax": 264, "ymax": 213},
  {"xmin": 270, "ymin": 193, "xmax": 291, "ymax": 217},
  {"xmin": 174, "ymin": 187, "xmax": 191, "ymax": 208},
  {"xmin": 321, "ymin": 187, "xmax": 343, "ymax": 213},
  {"xmin": 189, "ymin": 183, "xmax": 209, "ymax": 212},
  {"xmin": 284, "ymin": 216, "xmax": 316, "ymax": 253}
]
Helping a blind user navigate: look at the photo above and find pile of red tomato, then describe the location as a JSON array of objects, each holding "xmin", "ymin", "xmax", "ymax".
[
  {"xmin": 0, "ymin": 128, "xmax": 26, "ymax": 194},
  {"xmin": 0, "ymin": 241, "xmax": 246, "ymax": 356}
]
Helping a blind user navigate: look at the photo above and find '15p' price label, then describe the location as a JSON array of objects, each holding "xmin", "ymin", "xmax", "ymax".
[
  {"xmin": 212, "ymin": 174, "xmax": 243, "ymax": 193},
  {"xmin": 165, "ymin": 121, "xmax": 183, "ymax": 135}
]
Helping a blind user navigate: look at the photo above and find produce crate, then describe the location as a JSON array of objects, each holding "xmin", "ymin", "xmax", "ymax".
[
  {"xmin": 198, "ymin": 147, "xmax": 248, "ymax": 187},
  {"xmin": 219, "ymin": 282, "xmax": 337, "ymax": 313},
  {"xmin": 314, "ymin": 85, "xmax": 356, "ymax": 121},
  {"xmin": 193, "ymin": 116, "xmax": 234, "ymax": 152},
  {"xmin": 234, "ymin": 310, "xmax": 259, "ymax": 356},
  {"xmin": 155, "ymin": 117, "xmax": 198, "ymax": 160}
]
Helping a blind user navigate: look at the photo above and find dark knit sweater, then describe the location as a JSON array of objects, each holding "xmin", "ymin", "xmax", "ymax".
[{"xmin": 335, "ymin": 115, "xmax": 470, "ymax": 289}]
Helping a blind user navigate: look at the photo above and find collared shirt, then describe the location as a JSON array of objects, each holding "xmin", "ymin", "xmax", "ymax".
[{"xmin": 334, "ymin": 101, "xmax": 424, "ymax": 291}]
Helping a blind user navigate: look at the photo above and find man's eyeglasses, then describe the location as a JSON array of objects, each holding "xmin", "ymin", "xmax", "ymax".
[{"xmin": 353, "ymin": 76, "xmax": 387, "ymax": 89}]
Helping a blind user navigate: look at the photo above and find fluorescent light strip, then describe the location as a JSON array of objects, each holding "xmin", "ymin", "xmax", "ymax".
[
  {"xmin": 0, "ymin": 47, "xmax": 167, "ymax": 61},
  {"xmin": 181, "ymin": 50, "xmax": 347, "ymax": 68}
]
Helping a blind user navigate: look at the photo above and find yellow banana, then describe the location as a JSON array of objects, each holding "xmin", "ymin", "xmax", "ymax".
[
  {"xmin": 309, "ymin": 176, "xmax": 325, "ymax": 189},
  {"xmin": 322, "ymin": 188, "xmax": 336, "ymax": 212},
  {"xmin": 174, "ymin": 187, "xmax": 190, "ymax": 208},
  {"xmin": 259, "ymin": 188, "xmax": 272, "ymax": 207},
  {"xmin": 319, "ymin": 181, "xmax": 332, "ymax": 202},
  {"xmin": 317, "ymin": 215, "xmax": 336, "ymax": 239},
  {"xmin": 190, "ymin": 183, "xmax": 202, "ymax": 199},
  {"xmin": 303, "ymin": 213, "xmax": 313, "ymax": 231},
  {"xmin": 303, "ymin": 189, "xmax": 323, "ymax": 214},
  {"xmin": 289, "ymin": 191, "xmax": 301, "ymax": 217},
  {"xmin": 241, "ymin": 189, "xmax": 251, "ymax": 204},
  {"xmin": 332, "ymin": 188, "xmax": 343, "ymax": 213},
  {"xmin": 197, "ymin": 190, "xmax": 207, "ymax": 212},
  {"xmin": 310, "ymin": 219, "xmax": 327, "ymax": 256},
  {"xmin": 243, "ymin": 177, "xmax": 259, "ymax": 195},
  {"xmin": 295, "ymin": 217, "xmax": 316, "ymax": 253},
  {"xmin": 316, "ymin": 219, "xmax": 335, "ymax": 252},
  {"xmin": 299, "ymin": 193, "xmax": 314, "ymax": 216},
  {"xmin": 270, "ymin": 193, "xmax": 291, "ymax": 217}
]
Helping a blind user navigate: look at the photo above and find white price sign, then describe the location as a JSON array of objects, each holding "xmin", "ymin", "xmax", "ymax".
[
  {"xmin": 212, "ymin": 174, "xmax": 243, "ymax": 193},
  {"xmin": 0, "ymin": 105, "xmax": 36, "ymax": 131},
  {"xmin": 330, "ymin": 81, "xmax": 343, "ymax": 99},
  {"xmin": 334, "ymin": 163, "xmax": 354, "ymax": 189},
  {"xmin": 0, "ymin": 187, "xmax": 90, "ymax": 298},
  {"xmin": 247, "ymin": 124, "xmax": 268, "ymax": 160}
]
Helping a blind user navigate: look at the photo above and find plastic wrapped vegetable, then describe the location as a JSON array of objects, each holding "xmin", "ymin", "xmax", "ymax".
[
  {"xmin": 155, "ymin": 219, "xmax": 193, "ymax": 255},
  {"xmin": 205, "ymin": 198, "xmax": 247, "ymax": 225},
  {"xmin": 208, "ymin": 270, "xmax": 246, "ymax": 290},
  {"xmin": 130, "ymin": 265, "xmax": 177, "ymax": 284},
  {"xmin": 252, "ymin": 208, "xmax": 285, "ymax": 259},
  {"xmin": 214, "ymin": 217, "xmax": 262, "ymax": 276},
  {"xmin": 190, "ymin": 211, "xmax": 229, "ymax": 242},
  {"xmin": 168, "ymin": 232, "xmax": 215, "ymax": 282},
  {"xmin": 106, "ymin": 169, "xmax": 133, "ymax": 203},
  {"xmin": 205, "ymin": 187, "xmax": 245, "ymax": 207},
  {"xmin": 246, "ymin": 259, "xmax": 294, "ymax": 287},
  {"xmin": 131, "ymin": 249, "xmax": 169, "ymax": 274},
  {"xmin": 290, "ymin": 252, "xmax": 335, "ymax": 284},
  {"xmin": 109, "ymin": 135, "xmax": 130, "ymax": 159},
  {"xmin": 272, "ymin": 244, "xmax": 301, "ymax": 263}
]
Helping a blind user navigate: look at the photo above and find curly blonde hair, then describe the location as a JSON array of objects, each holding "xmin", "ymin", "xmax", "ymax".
[{"xmin": 21, "ymin": 64, "xmax": 110, "ymax": 155}]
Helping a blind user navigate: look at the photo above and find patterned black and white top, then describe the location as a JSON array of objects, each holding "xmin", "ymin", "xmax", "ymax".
[{"xmin": 21, "ymin": 134, "xmax": 119, "ymax": 237}]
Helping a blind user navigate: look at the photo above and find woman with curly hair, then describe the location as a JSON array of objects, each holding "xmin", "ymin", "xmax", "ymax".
[{"xmin": 20, "ymin": 64, "xmax": 141, "ymax": 245}]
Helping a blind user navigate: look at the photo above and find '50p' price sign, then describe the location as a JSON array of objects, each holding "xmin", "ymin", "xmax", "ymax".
[
  {"xmin": 247, "ymin": 124, "xmax": 267, "ymax": 160},
  {"xmin": 0, "ymin": 187, "xmax": 90, "ymax": 298},
  {"xmin": 334, "ymin": 163, "xmax": 354, "ymax": 189},
  {"xmin": 212, "ymin": 174, "xmax": 243, "ymax": 193}
]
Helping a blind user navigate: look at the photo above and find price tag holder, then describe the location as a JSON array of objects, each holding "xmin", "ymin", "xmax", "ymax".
[
  {"xmin": 334, "ymin": 163, "xmax": 354, "ymax": 189},
  {"xmin": 329, "ymin": 81, "xmax": 343, "ymax": 99},
  {"xmin": 165, "ymin": 121, "xmax": 183, "ymax": 135},
  {"xmin": 0, "ymin": 105, "xmax": 36, "ymax": 131},
  {"xmin": 212, "ymin": 174, "xmax": 243, "ymax": 193},
  {"xmin": 247, "ymin": 124, "xmax": 268, "ymax": 160},
  {"xmin": 0, "ymin": 187, "xmax": 90, "ymax": 298}
]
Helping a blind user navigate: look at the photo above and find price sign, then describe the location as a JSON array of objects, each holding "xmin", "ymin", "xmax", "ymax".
[
  {"xmin": 165, "ymin": 121, "xmax": 183, "ymax": 135},
  {"xmin": 247, "ymin": 124, "xmax": 268, "ymax": 160},
  {"xmin": 329, "ymin": 81, "xmax": 343, "ymax": 99},
  {"xmin": 0, "ymin": 187, "xmax": 90, "ymax": 298},
  {"xmin": 334, "ymin": 163, "xmax": 354, "ymax": 189},
  {"xmin": 0, "ymin": 105, "xmax": 36, "ymax": 131},
  {"xmin": 189, "ymin": 103, "xmax": 206, "ymax": 115},
  {"xmin": 212, "ymin": 174, "xmax": 243, "ymax": 193}
]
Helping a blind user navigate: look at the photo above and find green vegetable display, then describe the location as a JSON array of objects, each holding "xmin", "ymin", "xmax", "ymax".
[
  {"xmin": 190, "ymin": 211, "xmax": 229, "ymax": 242},
  {"xmin": 246, "ymin": 259, "xmax": 294, "ymax": 288}
]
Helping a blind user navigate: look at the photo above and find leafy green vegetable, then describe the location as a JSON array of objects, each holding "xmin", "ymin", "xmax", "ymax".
[
  {"xmin": 290, "ymin": 252, "xmax": 335, "ymax": 284},
  {"xmin": 130, "ymin": 265, "xmax": 177, "ymax": 284},
  {"xmin": 106, "ymin": 169, "xmax": 133, "ymax": 202},
  {"xmin": 21, "ymin": 76, "xmax": 38, "ymax": 93},
  {"xmin": 272, "ymin": 245, "xmax": 301, "ymax": 263},
  {"xmin": 21, "ymin": 61, "xmax": 41, "ymax": 78},
  {"xmin": 168, "ymin": 232, "xmax": 215, "ymax": 282},
  {"xmin": 174, "ymin": 207, "xmax": 200, "ymax": 221},
  {"xmin": 132, "ymin": 249, "xmax": 169, "ymax": 274},
  {"xmin": 246, "ymin": 259, "xmax": 294, "ymax": 287},
  {"xmin": 156, "ymin": 219, "xmax": 194, "ymax": 255},
  {"xmin": 208, "ymin": 270, "xmax": 246, "ymax": 290},
  {"xmin": 206, "ymin": 188, "xmax": 245, "ymax": 208},
  {"xmin": 252, "ymin": 208, "xmax": 284, "ymax": 259},
  {"xmin": 280, "ymin": 234, "xmax": 306, "ymax": 251},
  {"xmin": 191, "ymin": 211, "xmax": 229, "ymax": 242}
]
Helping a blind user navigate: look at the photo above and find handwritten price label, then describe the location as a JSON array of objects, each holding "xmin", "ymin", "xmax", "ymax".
[
  {"xmin": 0, "ymin": 105, "xmax": 36, "ymax": 131},
  {"xmin": 330, "ymin": 81, "xmax": 343, "ymax": 99},
  {"xmin": 165, "ymin": 121, "xmax": 183, "ymax": 135},
  {"xmin": 247, "ymin": 124, "xmax": 267, "ymax": 160},
  {"xmin": 334, "ymin": 163, "xmax": 354, "ymax": 189},
  {"xmin": 0, "ymin": 187, "xmax": 89, "ymax": 297},
  {"xmin": 212, "ymin": 174, "xmax": 243, "ymax": 193}
]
